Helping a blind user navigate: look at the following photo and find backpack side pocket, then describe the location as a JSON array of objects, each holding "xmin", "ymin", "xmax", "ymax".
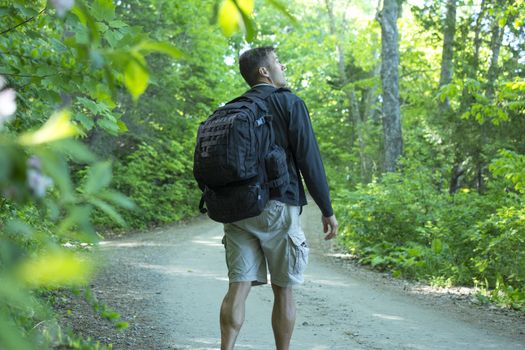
[{"xmin": 265, "ymin": 145, "xmax": 290, "ymax": 197}]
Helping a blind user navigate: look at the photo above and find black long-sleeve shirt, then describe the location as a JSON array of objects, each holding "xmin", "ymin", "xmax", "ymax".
[{"xmin": 246, "ymin": 84, "xmax": 334, "ymax": 217}]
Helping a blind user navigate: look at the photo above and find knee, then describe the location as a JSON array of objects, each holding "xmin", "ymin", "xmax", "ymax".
[
  {"xmin": 272, "ymin": 284, "xmax": 293, "ymax": 301},
  {"xmin": 272, "ymin": 285, "xmax": 295, "ymax": 311}
]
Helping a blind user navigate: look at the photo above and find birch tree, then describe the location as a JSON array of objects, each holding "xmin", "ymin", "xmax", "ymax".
[
  {"xmin": 438, "ymin": 0, "xmax": 457, "ymax": 111},
  {"xmin": 378, "ymin": 0, "xmax": 403, "ymax": 172}
]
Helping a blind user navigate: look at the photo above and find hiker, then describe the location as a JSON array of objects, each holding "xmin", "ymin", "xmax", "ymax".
[{"xmin": 218, "ymin": 46, "xmax": 338, "ymax": 350}]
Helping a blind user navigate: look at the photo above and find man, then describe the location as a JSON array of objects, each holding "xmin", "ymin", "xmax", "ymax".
[{"xmin": 220, "ymin": 46, "xmax": 338, "ymax": 350}]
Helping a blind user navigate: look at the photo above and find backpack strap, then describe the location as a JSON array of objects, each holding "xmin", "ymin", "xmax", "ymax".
[
  {"xmin": 266, "ymin": 175, "xmax": 288, "ymax": 189},
  {"xmin": 228, "ymin": 86, "xmax": 278, "ymax": 105},
  {"xmin": 246, "ymin": 87, "xmax": 279, "ymax": 144},
  {"xmin": 224, "ymin": 88, "xmax": 279, "ymax": 144},
  {"xmin": 199, "ymin": 194, "xmax": 207, "ymax": 214}
]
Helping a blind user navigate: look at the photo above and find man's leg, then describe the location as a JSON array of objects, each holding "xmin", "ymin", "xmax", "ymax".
[
  {"xmin": 220, "ymin": 281, "xmax": 252, "ymax": 350},
  {"xmin": 271, "ymin": 283, "xmax": 296, "ymax": 350}
]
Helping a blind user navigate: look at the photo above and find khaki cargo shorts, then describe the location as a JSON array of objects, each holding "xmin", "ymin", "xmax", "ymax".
[{"xmin": 222, "ymin": 200, "xmax": 309, "ymax": 287}]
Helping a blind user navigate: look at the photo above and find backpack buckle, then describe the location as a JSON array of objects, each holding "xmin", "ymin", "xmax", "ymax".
[{"xmin": 255, "ymin": 117, "xmax": 266, "ymax": 126}]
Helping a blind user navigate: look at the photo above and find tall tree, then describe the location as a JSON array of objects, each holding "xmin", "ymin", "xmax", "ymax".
[
  {"xmin": 378, "ymin": 0, "xmax": 403, "ymax": 172},
  {"xmin": 475, "ymin": 0, "xmax": 512, "ymax": 191},
  {"xmin": 485, "ymin": 11, "xmax": 506, "ymax": 101},
  {"xmin": 448, "ymin": 0, "xmax": 487, "ymax": 193},
  {"xmin": 325, "ymin": 0, "xmax": 369, "ymax": 183},
  {"xmin": 438, "ymin": 0, "xmax": 457, "ymax": 111}
]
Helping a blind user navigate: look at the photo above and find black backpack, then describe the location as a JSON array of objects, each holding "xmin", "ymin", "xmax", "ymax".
[{"xmin": 193, "ymin": 88, "xmax": 289, "ymax": 223}]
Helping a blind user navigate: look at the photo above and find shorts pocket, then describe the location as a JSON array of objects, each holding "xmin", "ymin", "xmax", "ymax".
[
  {"xmin": 288, "ymin": 230, "xmax": 309, "ymax": 275},
  {"xmin": 265, "ymin": 201, "xmax": 287, "ymax": 231}
]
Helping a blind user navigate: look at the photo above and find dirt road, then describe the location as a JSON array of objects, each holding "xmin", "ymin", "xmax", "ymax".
[{"xmin": 63, "ymin": 203, "xmax": 525, "ymax": 349}]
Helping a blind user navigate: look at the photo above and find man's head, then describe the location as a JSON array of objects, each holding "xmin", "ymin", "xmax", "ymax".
[{"xmin": 239, "ymin": 46, "xmax": 287, "ymax": 88}]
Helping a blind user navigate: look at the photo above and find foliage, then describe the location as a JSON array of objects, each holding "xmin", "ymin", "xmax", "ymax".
[
  {"xmin": 2, "ymin": 0, "xmax": 525, "ymax": 348},
  {"xmin": 490, "ymin": 149, "xmax": 525, "ymax": 193},
  {"xmin": 109, "ymin": 138, "xmax": 200, "ymax": 227},
  {"xmin": 0, "ymin": 0, "xmax": 302, "ymax": 347},
  {"xmin": 0, "ymin": 0, "xmax": 189, "ymax": 347},
  {"xmin": 219, "ymin": 0, "xmax": 525, "ymax": 311},
  {"xmin": 336, "ymin": 157, "xmax": 525, "ymax": 309}
]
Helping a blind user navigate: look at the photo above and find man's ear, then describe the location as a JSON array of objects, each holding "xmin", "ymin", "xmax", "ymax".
[{"xmin": 259, "ymin": 66, "xmax": 269, "ymax": 78}]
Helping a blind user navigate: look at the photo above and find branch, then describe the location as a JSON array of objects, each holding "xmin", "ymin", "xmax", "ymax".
[
  {"xmin": 0, "ymin": 7, "xmax": 47, "ymax": 36},
  {"xmin": 0, "ymin": 72, "xmax": 58, "ymax": 78},
  {"xmin": 0, "ymin": 51, "xmax": 38, "ymax": 60},
  {"xmin": 375, "ymin": 0, "xmax": 383, "ymax": 23}
]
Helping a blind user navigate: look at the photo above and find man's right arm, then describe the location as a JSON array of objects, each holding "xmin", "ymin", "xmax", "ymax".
[{"xmin": 322, "ymin": 215, "xmax": 338, "ymax": 240}]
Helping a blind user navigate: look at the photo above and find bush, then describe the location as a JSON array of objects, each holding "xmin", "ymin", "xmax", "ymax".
[
  {"xmin": 336, "ymin": 157, "xmax": 525, "ymax": 301},
  {"xmin": 108, "ymin": 138, "xmax": 201, "ymax": 228}
]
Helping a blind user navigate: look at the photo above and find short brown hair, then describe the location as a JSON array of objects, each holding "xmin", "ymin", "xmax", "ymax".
[{"xmin": 239, "ymin": 46, "xmax": 275, "ymax": 86}]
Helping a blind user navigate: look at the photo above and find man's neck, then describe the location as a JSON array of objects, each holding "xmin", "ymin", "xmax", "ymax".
[{"xmin": 252, "ymin": 82, "xmax": 274, "ymax": 88}]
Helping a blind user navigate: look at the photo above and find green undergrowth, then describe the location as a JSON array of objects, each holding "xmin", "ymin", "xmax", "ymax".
[{"xmin": 335, "ymin": 159, "xmax": 525, "ymax": 312}]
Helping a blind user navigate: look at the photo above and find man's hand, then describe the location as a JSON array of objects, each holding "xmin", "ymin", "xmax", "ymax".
[{"xmin": 322, "ymin": 215, "xmax": 338, "ymax": 240}]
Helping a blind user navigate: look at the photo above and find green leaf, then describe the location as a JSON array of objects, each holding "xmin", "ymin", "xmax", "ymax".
[
  {"xmin": 116, "ymin": 321, "xmax": 129, "ymax": 330},
  {"xmin": 57, "ymin": 205, "xmax": 97, "ymax": 239},
  {"xmin": 91, "ymin": 0, "xmax": 116, "ymax": 22},
  {"xmin": 98, "ymin": 190, "xmax": 136, "ymax": 210},
  {"xmin": 101, "ymin": 311, "xmax": 120, "ymax": 320},
  {"xmin": 117, "ymin": 120, "xmax": 128, "ymax": 132},
  {"xmin": 19, "ymin": 110, "xmax": 79, "ymax": 146},
  {"xmin": 4, "ymin": 219, "xmax": 33, "ymax": 237},
  {"xmin": 77, "ymin": 97, "xmax": 103, "ymax": 114},
  {"xmin": 238, "ymin": 5, "xmax": 256, "ymax": 42},
  {"xmin": 89, "ymin": 198, "xmax": 126, "ymax": 227},
  {"xmin": 407, "ymin": 248, "xmax": 421, "ymax": 257},
  {"xmin": 50, "ymin": 139, "xmax": 97, "ymax": 164},
  {"xmin": 265, "ymin": 0, "xmax": 298, "ymax": 24},
  {"xmin": 109, "ymin": 20, "xmax": 127, "ymax": 28},
  {"xmin": 72, "ymin": 3, "xmax": 101, "ymax": 43},
  {"xmin": 40, "ymin": 152, "xmax": 75, "ymax": 203},
  {"xmin": 371, "ymin": 255, "xmax": 385, "ymax": 266},
  {"xmin": 431, "ymin": 239, "xmax": 443, "ymax": 254},
  {"xmin": 231, "ymin": 0, "xmax": 256, "ymax": 42},
  {"xmin": 124, "ymin": 55, "xmax": 149, "ymax": 101},
  {"xmin": 75, "ymin": 112, "xmax": 95, "ymax": 131},
  {"xmin": 97, "ymin": 117, "xmax": 121, "ymax": 135},
  {"xmin": 17, "ymin": 251, "xmax": 94, "ymax": 287},
  {"xmin": 137, "ymin": 41, "xmax": 186, "ymax": 59},
  {"xmin": 218, "ymin": 0, "xmax": 240, "ymax": 36},
  {"xmin": 85, "ymin": 162, "xmax": 112, "ymax": 194}
]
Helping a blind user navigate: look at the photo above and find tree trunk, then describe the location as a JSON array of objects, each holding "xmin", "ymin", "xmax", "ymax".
[
  {"xmin": 472, "ymin": 0, "xmax": 486, "ymax": 78},
  {"xmin": 486, "ymin": 19, "xmax": 505, "ymax": 101},
  {"xmin": 476, "ymin": 13, "xmax": 506, "ymax": 191},
  {"xmin": 325, "ymin": 0, "xmax": 369, "ymax": 183},
  {"xmin": 459, "ymin": 0, "xmax": 486, "ymax": 113},
  {"xmin": 450, "ymin": 0, "xmax": 485, "ymax": 193},
  {"xmin": 379, "ymin": 0, "xmax": 403, "ymax": 172},
  {"xmin": 349, "ymin": 89, "xmax": 368, "ymax": 183},
  {"xmin": 438, "ymin": 0, "xmax": 457, "ymax": 111},
  {"xmin": 449, "ymin": 160, "xmax": 465, "ymax": 194}
]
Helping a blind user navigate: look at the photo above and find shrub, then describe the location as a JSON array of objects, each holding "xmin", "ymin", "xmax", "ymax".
[{"xmin": 336, "ymin": 157, "xmax": 524, "ymax": 297}]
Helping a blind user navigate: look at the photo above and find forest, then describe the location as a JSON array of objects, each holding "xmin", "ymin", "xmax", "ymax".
[{"xmin": 0, "ymin": 0, "xmax": 524, "ymax": 348}]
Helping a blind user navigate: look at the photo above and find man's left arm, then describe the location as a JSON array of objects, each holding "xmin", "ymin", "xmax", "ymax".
[{"xmin": 288, "ymin": 99, "xmax": 334, "ymax": 218}]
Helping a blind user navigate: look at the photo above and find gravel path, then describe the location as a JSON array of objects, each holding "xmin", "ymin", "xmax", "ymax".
[{"xmin": 56, "ymin": 203, "xmax": 525, "ymax": 349}]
